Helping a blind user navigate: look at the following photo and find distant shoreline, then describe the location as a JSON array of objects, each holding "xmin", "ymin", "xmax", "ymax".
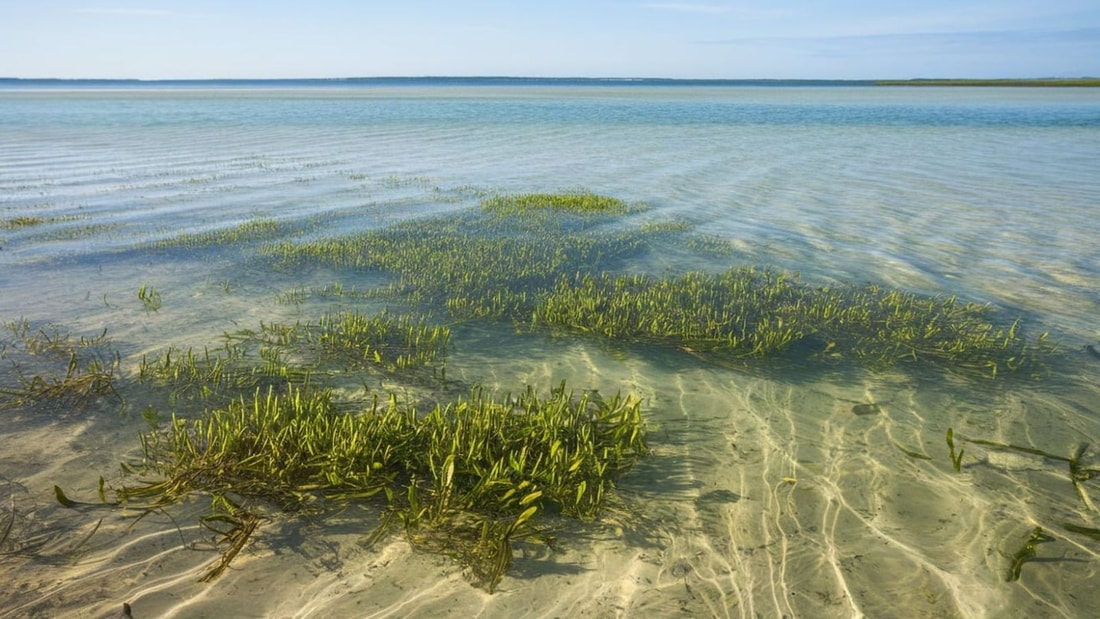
[
  {"xmin": 2, "ymin": 77, "xmax": 1098, "ymax": 88},
  {"xmin": 0, "ymin": 77, "xmax": 873, "ymax": 88},
  {"xmin": 875, "ymin": 78, "xmax": 1100, "ymax": 87}
]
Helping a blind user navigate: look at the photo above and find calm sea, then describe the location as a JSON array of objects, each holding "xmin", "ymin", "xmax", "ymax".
[{"xmin": 2, "ymin": 80, "xmax": 1100, "ymax": 618}]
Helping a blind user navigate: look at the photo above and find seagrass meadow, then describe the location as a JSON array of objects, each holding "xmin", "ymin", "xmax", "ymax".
[
  {"xmin": 3, "ymin": 84, "xmax": 1100, "ymax": 618},
  {"xmin": 1, "ymin": 189, "xmax": 1088, "ymax": 613}
]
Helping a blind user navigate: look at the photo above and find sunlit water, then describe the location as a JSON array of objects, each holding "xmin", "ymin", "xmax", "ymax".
[{"xmin": 2, "ymin": 82, "xmax": 1100, "ymax": 618}]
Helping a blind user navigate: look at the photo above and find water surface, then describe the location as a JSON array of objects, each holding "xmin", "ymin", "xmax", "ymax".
[{"xmin": 2, "ymin": 82, "xmax": 1100, "ymax": 618}]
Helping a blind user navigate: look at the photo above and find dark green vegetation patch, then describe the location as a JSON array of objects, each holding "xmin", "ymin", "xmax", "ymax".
[
  {"xmin": 480, "ymin": 191, "xmax": 631, "ymax": 215},
  {"xmin": 265, "ymin": 191, "xmax": 1052, "ymax": 380}
]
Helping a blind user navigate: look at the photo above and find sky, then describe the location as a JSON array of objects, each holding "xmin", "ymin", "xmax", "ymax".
[{"xmin": 2, "ymin": 1, "xmax": 1099, "ymax": 80}]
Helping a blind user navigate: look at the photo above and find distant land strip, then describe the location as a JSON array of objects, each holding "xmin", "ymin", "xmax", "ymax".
[
  {"xmin": 3, "ymin": 77, "xmax": 1098, "ymax": 88},
  {"xmin": 875, "ymin": 78, "xmax": 1100, "ymax": 87}
]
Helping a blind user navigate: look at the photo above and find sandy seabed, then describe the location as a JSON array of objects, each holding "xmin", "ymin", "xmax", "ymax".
[{"xmin": 4, "ymin": 334, "xmax": 1100, "ymax": 618}]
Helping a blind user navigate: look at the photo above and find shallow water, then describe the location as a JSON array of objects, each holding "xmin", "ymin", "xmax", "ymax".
[{"xmin": 2, "ymin": 83, "xmax": 1100, "ymax": 618}]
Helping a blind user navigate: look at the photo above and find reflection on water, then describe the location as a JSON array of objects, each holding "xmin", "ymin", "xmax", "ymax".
[{"xmin": 2, "ymin": 85, "xmax": 1100, "ymax": 618}]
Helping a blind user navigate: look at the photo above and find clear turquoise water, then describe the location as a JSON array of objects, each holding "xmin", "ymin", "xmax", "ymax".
[{"xmin": 2, "ymin": 83, "xmax": 1100, "ymax": 618}]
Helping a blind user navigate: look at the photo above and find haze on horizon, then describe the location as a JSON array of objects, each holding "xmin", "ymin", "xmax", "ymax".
[{"xmin": 1, "ymin": 1, "xmax": 1098, "ymax": 80}]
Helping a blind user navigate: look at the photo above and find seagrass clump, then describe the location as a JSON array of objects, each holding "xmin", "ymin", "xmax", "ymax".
[
  {"xmin": 0, "ymin": 355, "xmax": 118, "ymax": 411},
  {"xmin": 261, "ymin": 192, "xmax": 1051, "ymax": 379},
  {"xmin": 798, "ymin": 283, "xmax": 1050, "ymax": 378},
  {"xmin": 259, "ymin": 310, "xmax": 451, "ymax": 372},
  {"xmin": 138, "ymin": 310, "xmax": 451, "ymax": 408},
  {"xmin": 0, "ymin": 320, "xmax": 120, "ymax": 412},
  {"xmin": 531, "ymin": 269, "xmax": 1050, "ymax": 379},
  {"xmin": 532, "ymin": 268, "xmax": 805, "ymax": 357},
  {"xmin": 137, "ymin": 342, "xmax": 310, "ymax": 407},
  {"xmin": 262, "ymin": 205, "xmax": 645, "ymax": 320},
  {"xmin": 152, "ymin": 217, "xmax": 283, "ymax": 249},
  {"xmin": 480, "ymin": 192, "xmax": 630, "ymax": 216},
  {"xmin": 0, "ymin": 216, "xmax": 48, "ymax": 229},
  {"xmin": 121, "ymin": 380, "xmax": 647, "ymax": 591}
]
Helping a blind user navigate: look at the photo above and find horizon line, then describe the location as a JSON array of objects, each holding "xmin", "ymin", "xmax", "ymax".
[{"xmin": 2, "ymin": 75, "xmax": 1098, "ymax": 83}]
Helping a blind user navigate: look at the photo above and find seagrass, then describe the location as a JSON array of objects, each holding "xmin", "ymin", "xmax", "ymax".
[
  {"xmin": 122, "ymin": 380, "xmax": 647, "ymax": 591},
  {"xmin": 262, "ymin": 192, "xmax": 1052, "ymax": 379},
  {"xmin": 9, "ymin": 190, "xmax": 1063, "ymax": 597}
]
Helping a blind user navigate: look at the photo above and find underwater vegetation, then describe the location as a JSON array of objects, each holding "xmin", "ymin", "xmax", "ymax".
[
  {"xmin": 264, "ymin": 191, "xmax": 1053, "ymax": 380},
  {"xmin": 137, "ymin": 340, "xmax": 309, "ymax": 408},
  {"xmin": 136, "ymin": 284, "xmax": 162, "ymax": 313},
  {"xmin": 947, "ymin": 429, "xmax": 1100, "ymax": 513},
  {"xmin": 149, "ymin": 217, "xmax": 284, "ymax": 250},
  {"xmin": 480, "ymin": 191, "xmax": 631, "ymax": 216},
  {"xmin": 0, "ymin": 319, "xmax": 120, "ymax": 412},
  {"xmin": 0, "ymin": 214, "xmax": 94, "ymax": 232},
  {"xmin": 2, "ymin": 190, "xmax": 1075, "ymax": 594},
  {"xmin": 530, "ymin": 268, "xmax": 1041, "ymax": 377},
  {"xmin": 261, "ymin": 310, "xmax": 451, "ymax": 372},
  {"xmin": 264, "ymin": 210, "xmax": 645, "ymax": 321},
  {"xmin": 120, "ymin": 381, "xmax": 644, "ymax": 590},
  {"xmin": 0, "ymin": 216, "xmax": 48, "ymax": 229},
  {"xmin": 942, "ymin": 428, "xmax": 1100, "ymax": 580},
  {"xmin": 1006, "ymin": 526, "xmax": 1056, "ymax": 582},
  {"xmin": 0, "ymin": 214, "xmax": 111, "ymax": 250},
  {"xmin": 136, "ymin": 310, "xmax": 451, "ymax": 408},
  {"xmin": 39, "ymin": 298, "xmax": 643, "ymax": 591}
]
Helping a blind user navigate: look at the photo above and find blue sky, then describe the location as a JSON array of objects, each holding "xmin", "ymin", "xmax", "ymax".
[{"xmin": 2, "ymin": 1, "xmax": 1098, "ymax": 79}]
